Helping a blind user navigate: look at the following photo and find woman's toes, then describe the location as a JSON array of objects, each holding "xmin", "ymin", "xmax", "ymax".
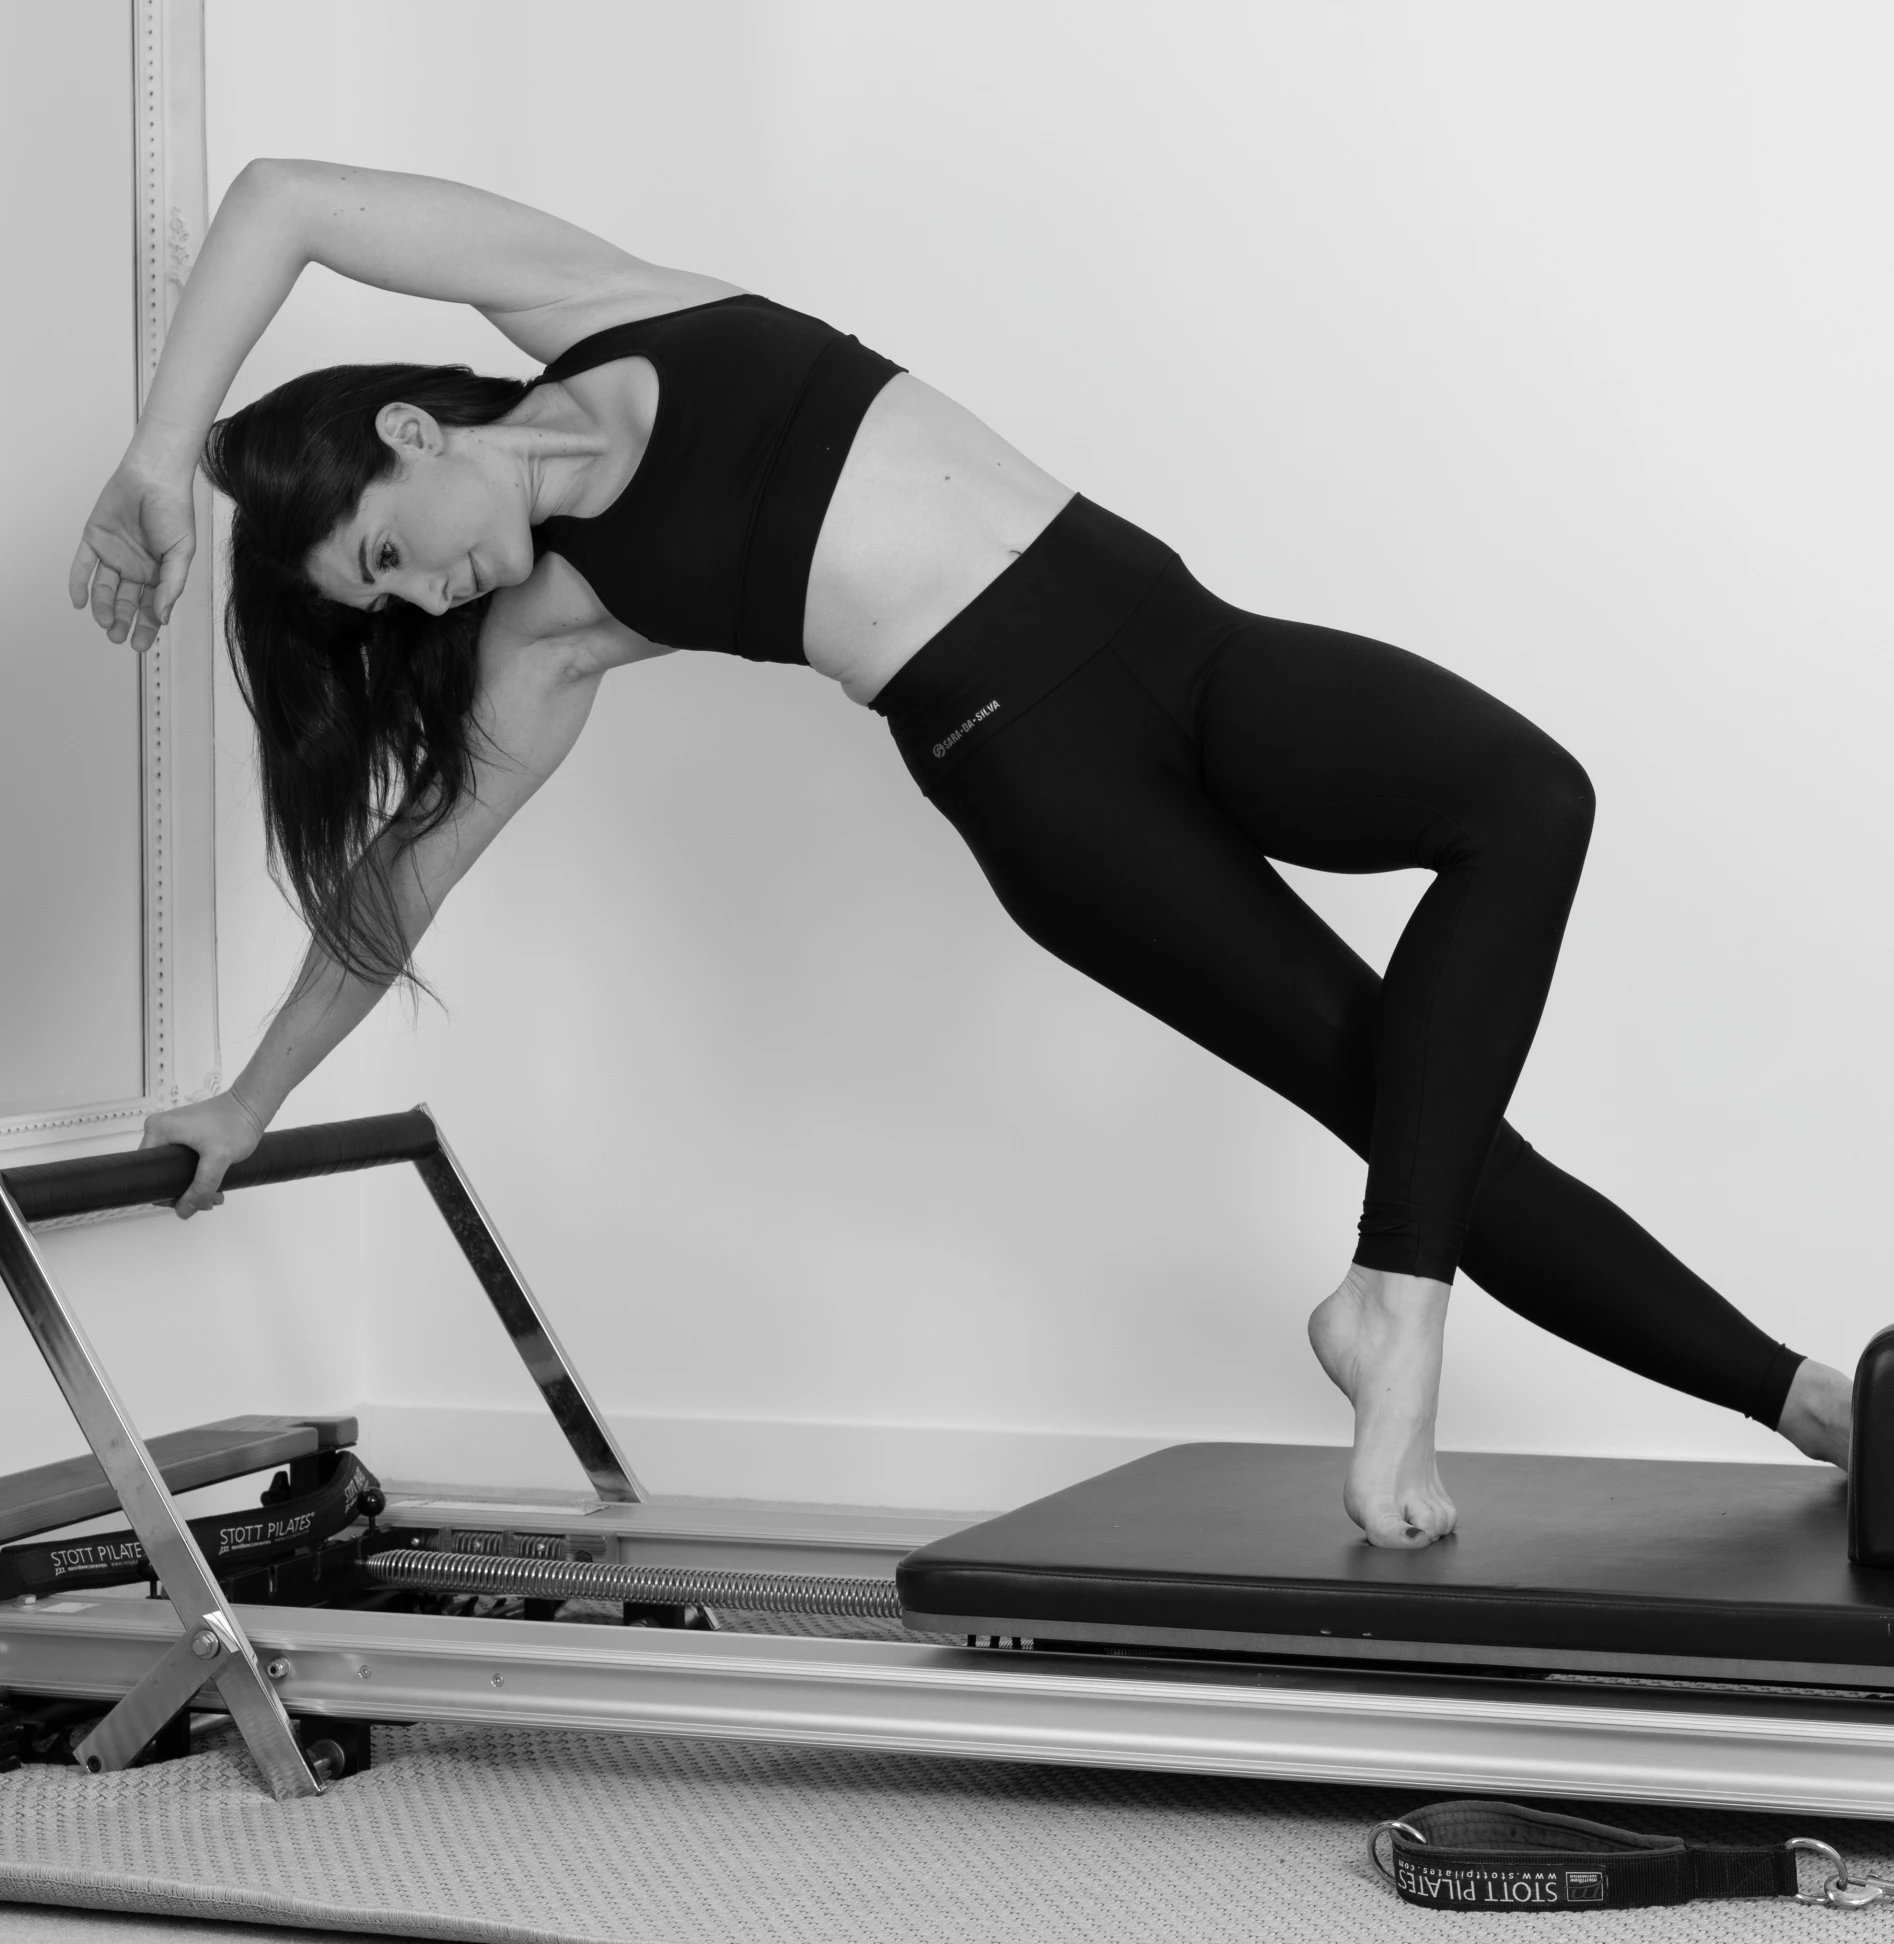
[
  {"xmin": 1403, "ymin": 1482, "xmax": 1457, "ymax": 1538},
  {"xmin": 1369, "ymin": 1516, "xmax": 1437, "ymax": 1549},
  {"xmin": 1350, "ymin": 1491, "xmax": 1441, "ymax": 1547}
]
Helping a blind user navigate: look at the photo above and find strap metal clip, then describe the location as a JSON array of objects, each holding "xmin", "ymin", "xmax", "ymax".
[
  {"xmin": 1368, "ymin": 1819, "xmax": 1427, "ymax": 1883},
  {"xmin": 1789, "ymin": 1838, "xmax": 1892, "ymax": 1909}
]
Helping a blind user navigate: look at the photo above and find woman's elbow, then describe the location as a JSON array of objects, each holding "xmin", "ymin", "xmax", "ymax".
[
  {"xmin": 232, "ymin": 156, "xmax": 292, "ymax": 193},
  {"xmin": 222, "ymin": 158, "xmax": 307, "ymax": 227},
  {"xmin": 230, "ymin": 157, "xmax": 335, "ymax": 208}
]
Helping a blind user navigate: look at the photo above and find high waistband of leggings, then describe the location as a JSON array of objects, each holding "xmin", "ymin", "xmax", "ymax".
[{"xmin": 870, "ymin": 494, "xmax": 1178, "ymax": 796}]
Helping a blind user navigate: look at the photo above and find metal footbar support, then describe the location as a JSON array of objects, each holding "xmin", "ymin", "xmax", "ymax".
[{"xmin": 0, "ymin": 1106, "xmax": 643, "ymax": 1798}]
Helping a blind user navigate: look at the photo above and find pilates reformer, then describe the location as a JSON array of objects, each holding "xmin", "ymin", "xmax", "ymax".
[{"xmin": 3, "ymin": 1109, "xmax": 1894, "ymax": 1815}]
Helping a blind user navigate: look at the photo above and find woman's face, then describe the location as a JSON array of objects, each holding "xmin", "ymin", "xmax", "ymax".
[{"xmin": 305, "ymin": 404, "xmax": 534, "ymax": 616}]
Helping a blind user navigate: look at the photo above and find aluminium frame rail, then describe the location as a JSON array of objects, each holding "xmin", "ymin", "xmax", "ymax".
[
  {"xmin": 8, "ymin": 1585, "xmax": 1894, "ymax": 1817},
  {"xmin": 5, "ymin": 1110, "xmax": 1894, "ymax": 1812}
]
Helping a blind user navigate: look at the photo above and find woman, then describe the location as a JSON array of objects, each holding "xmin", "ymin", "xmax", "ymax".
[{"xmin": 70, "ymin": 161, "xmax": 1852, "ymax": 1548}]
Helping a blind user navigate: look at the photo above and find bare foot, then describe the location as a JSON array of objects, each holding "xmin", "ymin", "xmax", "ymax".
[
  {"xmin": 1777, "ymin": 1358, "xmax": 1851, "ymax": 1469},
  {"xmin": 1308, "ymin": 1264, "xmax": 1457, "ymax": 1548}
]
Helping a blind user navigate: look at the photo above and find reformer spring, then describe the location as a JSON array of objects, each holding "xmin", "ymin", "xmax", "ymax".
[{"xmin": 366, "ymin": 1548, "xmax": 905, "ymax": 1618}]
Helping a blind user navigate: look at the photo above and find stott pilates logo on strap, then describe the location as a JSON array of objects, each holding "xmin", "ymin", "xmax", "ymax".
[
  {"xmin": 1398, "ymin": 1860, "xmax": 1590, "ymax": 1907},
  {"xmin": 48, "ymin": 1538, "xmax": 146, "ymax": 1579},
  {"xmin": 933, "ymin": 698, "xmax": 1002, "ymax": 760}
]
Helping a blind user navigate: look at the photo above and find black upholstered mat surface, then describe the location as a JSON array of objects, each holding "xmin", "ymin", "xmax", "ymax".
[{"xmin": 898, "ymin": 1443, "xmax": 1893, "ymax": 1673}]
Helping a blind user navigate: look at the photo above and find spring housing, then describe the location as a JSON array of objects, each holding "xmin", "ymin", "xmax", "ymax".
[{"xmin": 367, "ymin": 1547, "xmax": 905, "ymax": 1619}]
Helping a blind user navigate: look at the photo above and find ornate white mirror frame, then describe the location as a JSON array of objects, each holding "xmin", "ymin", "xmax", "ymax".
[{"xmin": 0, "ymin": 0, "xmax": 218, "ymax": 1159}]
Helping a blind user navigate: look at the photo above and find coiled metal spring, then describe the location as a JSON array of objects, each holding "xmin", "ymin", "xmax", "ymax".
[{"xmin": 367, "ymin": 1547, "xmax": 905, "ymax": 1618}]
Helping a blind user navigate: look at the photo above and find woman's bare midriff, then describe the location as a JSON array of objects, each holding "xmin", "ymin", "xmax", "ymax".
[{"xmin": 804, "ymin": 373, "xmax": 1073, "ymax": 704}]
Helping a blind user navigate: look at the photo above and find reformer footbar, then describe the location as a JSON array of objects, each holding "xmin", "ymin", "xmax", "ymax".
[{"xmin": 0, "ymin": 1106, "xmax": 638, "ymax": 1798}]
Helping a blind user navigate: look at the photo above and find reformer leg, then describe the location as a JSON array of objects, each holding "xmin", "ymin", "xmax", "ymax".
[
  {"xmin": 410, "ymin": 1111, "xmax": 642, "ymax": 1504},
  {"xmin": 0, "ymin": 1184, "xmax": 320, "ymax": 1799}
]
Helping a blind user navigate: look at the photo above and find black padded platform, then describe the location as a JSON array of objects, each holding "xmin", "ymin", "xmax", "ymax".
[
  {"xmin": 897, "ymin": 1443, "xmax": 1894, "ymax": 1685},
  {"xmin": 0, "ymin": 1415, "xmax": 357, "ymax": 1545}
]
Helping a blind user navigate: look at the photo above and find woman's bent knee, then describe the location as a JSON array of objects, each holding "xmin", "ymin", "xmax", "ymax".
[
  {"xmin": 1495, "ymin": 737, "xmax": 1595, "ymax": 870},
  {"xmin": 1538, "ymin": 746, "xmax": 1596, "ymax": 850}
]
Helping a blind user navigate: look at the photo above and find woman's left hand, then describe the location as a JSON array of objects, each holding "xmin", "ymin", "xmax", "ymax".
[{"xmin": 68, "ymin": 457, "xmax": 197, "ymax": 653}]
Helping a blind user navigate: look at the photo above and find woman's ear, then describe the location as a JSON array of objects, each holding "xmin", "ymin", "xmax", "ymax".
[{"xmin": 374, "ymin": 401, "xmax": 446, "ymax": 459}]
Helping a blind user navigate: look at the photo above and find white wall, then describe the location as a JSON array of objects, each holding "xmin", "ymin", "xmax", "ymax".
[
  {"xmin": 164, "ymin": 0, "xmax": 1894, "ymax": 1508},
  {"xmin": 0, "ymin": 4, "xmax": 369, "ymax": 1491},
  {"xmin": 0, "ymin": 4, "xmax": 145, "ymax": 1119}
]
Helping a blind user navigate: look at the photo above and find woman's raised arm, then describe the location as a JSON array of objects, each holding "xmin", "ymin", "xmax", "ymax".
[
  {"xmin": 145, "ymin": 609, "xmax": 617, "ymax": 1215},
  {"xmin": 140, "ymin": 160, "xmax": 675, "ymax": 467},
  {"xmin": 70, "ymin": 159, "xmax": 705, "ymax": 648}
]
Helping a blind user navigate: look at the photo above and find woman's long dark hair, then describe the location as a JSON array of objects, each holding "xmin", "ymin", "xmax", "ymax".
[{"xmin": 201, "ymin": 363, "xmax": 531, "ymax": 993}]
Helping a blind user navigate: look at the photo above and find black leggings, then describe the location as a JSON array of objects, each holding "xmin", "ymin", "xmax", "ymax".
[{"xmin": 873, "ymin": 496, "xmax": 1804, "ymax": 1428}]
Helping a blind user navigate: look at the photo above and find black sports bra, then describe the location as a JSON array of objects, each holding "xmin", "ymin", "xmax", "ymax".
[{"xmin": 529, "ymin": 295, "xmax": 905, "ymax": 664}]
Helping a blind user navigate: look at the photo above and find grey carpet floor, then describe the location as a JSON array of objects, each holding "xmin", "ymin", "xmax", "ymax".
[
  {"xmin": 2, "ymin": 1712, "xmax": 1890, "ymax": 1943},
  {"xmin": 0, "ymin": 1909, "xmax": 357, "ymax": 1942}
]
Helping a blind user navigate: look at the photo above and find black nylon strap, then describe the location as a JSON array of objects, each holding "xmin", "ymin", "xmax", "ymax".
[
  {"xmin": 0, "ymin": 1452, "xmax": 381, "ymax": 1600},
  {"xmin": 1385, "ymin": 1801, "xmax": 1796, "ymax": 1910},
  {"xmin": 1692, "ymin": 1845, "xmax": 1797, "ymax": 1899}
]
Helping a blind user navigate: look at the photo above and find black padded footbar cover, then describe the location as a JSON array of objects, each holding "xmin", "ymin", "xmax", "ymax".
[
  {"xmin": 897, "ymin": 1444, "xmax": 1894, "ymax": 1669},
  {"xmin": 0, "ymin": 1111, "xmax": 440, "ymax": 1222}
]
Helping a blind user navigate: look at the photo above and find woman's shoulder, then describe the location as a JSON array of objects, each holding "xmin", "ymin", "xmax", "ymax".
[{"xmin": 531, "ymin": 271, "xmax": 753, "ymax": 370}]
